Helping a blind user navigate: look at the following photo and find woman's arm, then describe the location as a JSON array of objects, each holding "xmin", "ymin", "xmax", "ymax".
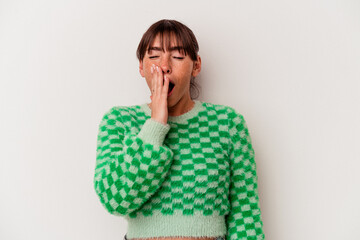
[
  {"xmin": 225, "ymin": 108, "xmax": 265, "ymax": 240},
  {"xmin": 93, "ymin": 107, "xmax": 174, "ymax": 217}
]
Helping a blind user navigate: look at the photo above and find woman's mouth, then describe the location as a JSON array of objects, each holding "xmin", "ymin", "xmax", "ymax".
[{"xmin": 168, "ymin": 81, "xmax": 175, "ymax": 97}]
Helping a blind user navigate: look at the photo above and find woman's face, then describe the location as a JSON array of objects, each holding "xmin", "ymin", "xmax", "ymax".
[{"xmin": 139, "ymin": 33, "xmax": 201, "ymax": 105}]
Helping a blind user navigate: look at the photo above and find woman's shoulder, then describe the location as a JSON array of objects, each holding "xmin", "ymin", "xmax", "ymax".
[
  {"xmin": 199, "ymin": 100, "xmax": 243, "ymax": 117},
  {"xmin": 99, "ymin": 103, "xmax": 145, "ymax": 124},
  {"xmin": 105, "ymin": 102, "xmax": 145, "ymax": 114}
]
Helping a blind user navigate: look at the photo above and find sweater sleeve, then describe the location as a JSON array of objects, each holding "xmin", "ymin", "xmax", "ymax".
[
  {"xmin": 93, "ymin": 107, "xmax": 174, "ymax": 217},
  {"xmin": 225, "ymin": 109, "xmax": 265, "ymax": 240}
]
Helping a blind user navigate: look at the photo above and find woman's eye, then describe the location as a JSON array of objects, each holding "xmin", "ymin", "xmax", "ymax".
[
  {"xmin": 173, "ymin": 57, "xmax": 184, "ymax": 59},
  {"xmin": 149, "ymin": 56, "xmax": 159, "ymax": 59}
]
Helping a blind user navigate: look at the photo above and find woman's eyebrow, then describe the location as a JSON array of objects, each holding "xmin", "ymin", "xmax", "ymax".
[
  {"xmin": 148, "ymin": 46, "xmax": 162, "ymax": 51},
  {"xmin": 168, "ymin": 46, "xmax": 184, "ymax": 52},
  {"xmin": 148, "ymin": 46, "xmax": 184, "ymax": 52}
]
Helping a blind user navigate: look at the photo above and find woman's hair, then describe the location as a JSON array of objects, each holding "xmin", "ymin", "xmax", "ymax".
[{"xmin": 136, "ymin": 19, "xmax": 201, "ymax": 99}]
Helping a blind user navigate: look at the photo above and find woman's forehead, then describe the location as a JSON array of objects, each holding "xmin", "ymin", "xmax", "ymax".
[{"xmin": 148, "ymin": 32, "xmax": 184, "ymax": 50}]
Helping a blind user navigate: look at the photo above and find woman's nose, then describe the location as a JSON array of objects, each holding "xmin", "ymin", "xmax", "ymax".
[{"xmin": 160, "ymin": 58, "xmax": 171, "ymax": 74}]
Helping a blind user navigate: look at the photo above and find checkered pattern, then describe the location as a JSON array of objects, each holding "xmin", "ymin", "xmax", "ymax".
[
  {"xmin": 94, "ymin": 109, "xmax": 174, "ymax": 216},
  {"xmin": 93, "ymin": 102, "xmax": 265, "ymax": 240},
  {"xmin": 226, "ymin": 110, "xmax": 265, "ymax": 240}
]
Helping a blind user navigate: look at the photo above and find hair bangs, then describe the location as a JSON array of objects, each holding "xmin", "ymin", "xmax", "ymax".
[{"xmin": 146, "ymin": 30, "xmax": 186, "ymax": 56}]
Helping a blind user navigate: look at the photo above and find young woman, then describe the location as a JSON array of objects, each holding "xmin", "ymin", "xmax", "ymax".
[{"xmin": 94, "ymin": 19, "xmax": 266, "ymax": 240}]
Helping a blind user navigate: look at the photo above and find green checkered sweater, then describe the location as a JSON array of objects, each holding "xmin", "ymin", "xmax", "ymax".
[{"xmin": 94, "ymin": 100, "xmax": 265, "ymax": 240}]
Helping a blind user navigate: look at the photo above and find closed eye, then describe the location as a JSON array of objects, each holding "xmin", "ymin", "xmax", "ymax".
[
  {"xmin": 149, "ymin": 56, "xmax": 159, "ymax": 59},
  {"xmin": 173, "ymin": 57, "xmax": 184, "ymax": 59}
]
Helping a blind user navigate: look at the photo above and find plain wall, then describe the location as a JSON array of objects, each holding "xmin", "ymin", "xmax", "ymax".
[{"xmin": 1, "ymin": 0, "xmax": 359, "ymax": 239}]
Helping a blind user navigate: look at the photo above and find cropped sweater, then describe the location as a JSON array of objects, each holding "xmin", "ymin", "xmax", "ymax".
[{"xmin": 93, "ymin": 100, "xmax": 265, "ymax": 240}]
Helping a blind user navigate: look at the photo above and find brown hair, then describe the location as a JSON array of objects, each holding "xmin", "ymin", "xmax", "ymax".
[{"xmin": 136, "ymin": 19, "xmax": 201, "ymax": 99}]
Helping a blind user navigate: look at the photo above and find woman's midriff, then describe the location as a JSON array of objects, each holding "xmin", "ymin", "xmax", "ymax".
[{"xmin": 131, "ymin": 237, "xmax": 219, "ymax": 240}]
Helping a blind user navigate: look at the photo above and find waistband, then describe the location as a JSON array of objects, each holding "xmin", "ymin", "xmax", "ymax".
[
  {"xmin": 125, "ymin": 213, "xmax": 227, "ymax": 239},
  {"xmin": 124, "ymin": 235, "xmax": 225, "ymax": 240}
]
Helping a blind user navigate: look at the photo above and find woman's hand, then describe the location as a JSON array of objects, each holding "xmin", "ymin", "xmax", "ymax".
[{"xmin": 149, "ymin": 64, "xmax": 169, "ymax": 125}]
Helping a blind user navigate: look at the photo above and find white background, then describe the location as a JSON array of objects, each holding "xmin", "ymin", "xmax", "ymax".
[{"xmin": 1, "ymin": 0, "xmax": 359, "ymax": 239}]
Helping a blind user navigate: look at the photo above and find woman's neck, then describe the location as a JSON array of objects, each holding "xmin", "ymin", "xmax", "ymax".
[{"xmin": 148, "ymin": 97, "xmax": 195, "ymax": 117}]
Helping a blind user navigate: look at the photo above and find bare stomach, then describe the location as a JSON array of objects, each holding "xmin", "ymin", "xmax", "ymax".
[{"xmin": 131, "ymin": 237, "xmax": 219, "ymax": 240}]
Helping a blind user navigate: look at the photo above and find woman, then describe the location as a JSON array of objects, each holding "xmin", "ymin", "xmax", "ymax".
[{"xmin": 94, "ymin": 19, "xmax": 266, "ymax": 240}]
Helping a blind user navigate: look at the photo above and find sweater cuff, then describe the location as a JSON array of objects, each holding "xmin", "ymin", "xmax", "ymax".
[{"xmin": 137, "ymin": 118, "xmax": 170, "ymax": 146}]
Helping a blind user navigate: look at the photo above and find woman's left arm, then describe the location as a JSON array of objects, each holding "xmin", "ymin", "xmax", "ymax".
[{"xmin": 225, "ymin": 108, "xmax": 266, "ymax": 240}]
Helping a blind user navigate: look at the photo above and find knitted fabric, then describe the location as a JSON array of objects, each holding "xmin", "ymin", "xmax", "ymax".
[{"xmin": 94, "ymin": 100, "xmax": 265, "ymax": 240}]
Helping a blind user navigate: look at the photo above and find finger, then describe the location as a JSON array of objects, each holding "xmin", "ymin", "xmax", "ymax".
[
  {"xmin": 150, "ymin": 64, "xmax": 155, "ymax": 93},
  {"xmin": 153, "ymin": 64, "xmax": 158, "ymax": 97},
  {"xmin": 163, "ymin": 75, "xmax": 169, "ymax": 97},
  {"xmin": 156, "ymin": 65, "xmax": 163, "ymax": 94}
]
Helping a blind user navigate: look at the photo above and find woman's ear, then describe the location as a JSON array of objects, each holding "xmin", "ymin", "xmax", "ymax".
[
  {"xmin": 139, "ymin": 60, "xmax": 145, "ymax": 77},
  {"xmin": 192, "ymin": 55, "xmax": 202, "ymax": 77}
]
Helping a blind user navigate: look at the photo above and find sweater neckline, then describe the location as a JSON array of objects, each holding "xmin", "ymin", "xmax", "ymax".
[{"xmin": 140, "ymin": 100, "xmax": 203, "ymax": 123}]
